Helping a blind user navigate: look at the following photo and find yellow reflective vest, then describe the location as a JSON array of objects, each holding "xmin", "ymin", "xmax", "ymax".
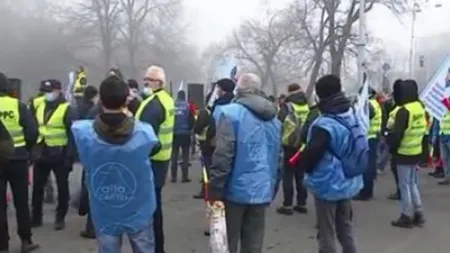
[
  {"xmin": 0, "ymin": 96, "xmax": 25, "ymax": 147},
  {"xmin": 281, "ymin": 103, "xmax": 309, "ymax": 147},
  {"xmin": 368, "ymin": 99, "xmax": 382, "ymax": 139},
  {"xmin": 397, "ymin": 101, "xmax": 427, "ymax": 156},
  {"xmin": 440, "ymin": 112, "xmax": 450, "ymax": 135},
  {"xmin": 387, "ymin": 106, "xmax": 400, "ymax": 130},
  {"xmin": 36, "ymin": 102, "xmax": 69, "ymax": 146},
  {"xmin": 32, "ymin": 96, "xmax": 45, "ymax": 111},
  {"xmin": 135, "ymin": 89, "xmax": 175, "ymax": 161}
]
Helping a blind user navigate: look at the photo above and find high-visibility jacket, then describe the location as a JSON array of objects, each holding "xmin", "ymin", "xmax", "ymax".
[
  {"xmin": 368, "ymin": 99, "xmax": 382, "ymax": 139},
  {"xmin": 135, "ymin": 89, "xmax": 174, "ymax": 161},
  {"xmin": 73, "ymin": 71, "xmax": 87, "ymax": 97},
  {"xmin": 397, "ymin": 101, "xmax": 427, "ymax": 156},
  {"xmin": 387, "ymin": 106, "xmax": 400, "ymax": 130},
  {"xmin": 0, "ymin": 96, "xmax": 25, "ymax": 147},
  {"xmin": 32, "ymin": 96, "xmax": 45, "ymax": 111},
  {"xmin": 281, "ymin": 103, "xmax": 309, "ymax": 148},
  {"xmin": 36, "ymin": 102, "xmax": 70, "ymax": 146},
  {"xmin": 196, "ymin": 108, "xmax": 210, "ymax": 141},
  {"xmin": 440, "ymin": 112, "xmax": 450, "ymax": 135}
]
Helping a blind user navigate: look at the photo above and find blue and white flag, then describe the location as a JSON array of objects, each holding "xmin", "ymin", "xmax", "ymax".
[
  {"xmin": 355, "ymin": 75, "xmax": 370, "ymax": 135},
  {"xmin": 66, "ymin": 71, "xmax": 75, "ymax": 105},
  {"xmin": 420, "ymin": 54, "xmax": 450, "ymax": 121}
]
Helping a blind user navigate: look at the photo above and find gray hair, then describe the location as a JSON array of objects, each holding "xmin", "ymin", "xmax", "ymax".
[{"xmin": 236, "ymin": 73, "xmax": 261, "ymax": 94}]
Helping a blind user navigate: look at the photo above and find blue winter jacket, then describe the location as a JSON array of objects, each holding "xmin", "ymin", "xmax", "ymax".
[
  {"xmin": 208, "ymin": 91, "xmax": 282, "ymax": 204},
  {"xmin": 305, "ymin": 110, "xmax": 363, "ymax": 201}
]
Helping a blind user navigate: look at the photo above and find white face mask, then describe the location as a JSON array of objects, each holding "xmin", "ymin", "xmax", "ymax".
[
  {"xmin": 142, "ymin": 87, "xmax": 152, "ymax": 95},
  {"xmin": 45, "ymin": 92, "xmax": 57, "ymax": 101}
]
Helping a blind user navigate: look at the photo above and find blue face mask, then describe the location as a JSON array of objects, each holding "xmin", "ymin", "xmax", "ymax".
[{"xmin": 45, "ymin": 92, "xmax": 56, "ymax": 101}]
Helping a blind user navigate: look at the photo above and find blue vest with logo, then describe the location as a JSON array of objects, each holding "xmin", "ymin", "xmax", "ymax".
[
  {"xmin": 71, "ymin": 120, "xmax": 158, "ymax": 236},
  {"xmin": 305, "ymin": 110, "xmax": 363, "ymax": 201},
  {"xmin": 215, "ymin": 103, "xmax": 282, "ymax": 204},
  {"xmin": 174, "ymin": 100, "xmax": 190, "ymax": 135}
]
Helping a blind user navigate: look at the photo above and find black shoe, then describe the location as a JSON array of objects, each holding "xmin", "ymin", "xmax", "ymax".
[
  {"xmin": 80, "ymin": 230, "xmax": 96, "ymax": 239},
  {"xmin": 438, "ymin": 179, "xmax": 450, "ymax": 185},
  {"xmin": 276, "ymin": 206, "xmax": 294, "ymax": 215},
  {"xmin": 387, "ymin": 192, "xmax": 400, "ymax": 200},
  {"xmin": 428, "ymin": 171, "xmax": 439, "ymax": 176},
  {"xmin": 21, "ymin": 240, "xmax": 39, "ymax": 253},
  {"xmin": 30, "ymin": 217, "xmax": 43, "ymax": 228},
  {"xmin": 204, "ymin": 230, "xmax": 210, "ymax": 237},
  {"xmin": 0, "ymin": 250, "xmax": 9, "ymax": 253},
  {"xmin": 413, "ymin": 212, "xmax": 425, "ymax": 227},
  {"xmin": 353, "ymin": 194, "xmax": 372, "ymax": 201},
  {"xmin": 171, "ymin": 178, "xmax": 177, "ymax": 183},
  {"xmin": 181, "ymin": 178, "xmax": 191, "ymax": 183},
  {"xmin": 391, "ymin": 214, "xmax": 414, "ymax": 228},
  {"xmin": 433, "ymin": 172, "xmax": 445, "ymax": 179},
  {"xmin": 54, "ymin": 219, "xmax": 65, "ymax": 231},
  {"xmin": 293, "ymin": 205, "xmax": 308, "ymax": 214},
  {"xmin": 193, "ymin": 192, "xmax": 204, "ymax": 199}
]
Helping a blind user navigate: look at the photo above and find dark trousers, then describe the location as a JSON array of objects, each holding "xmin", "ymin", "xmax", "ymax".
[
  {"xmin": 170, "ymin": 134, "xmax": 191, "ymax": 180},
  {"xmin": 32, "ymin": 160, "xmax": 70, "ymax": 220},
  {"xmin": 360, "ymin": 138, "xmax": 379, "ymax": 198},
  {"xmin": 153, "ymin": 187, "xmax": 165, "ymax": 253},
  {"xmin": 225, "ymin": 201, "xmax": 267, "ymax": 253},
  {"xmin": 0, "ymin": 160, "xmax": 32, "ymax": 251},
  {"xmin": 281, "ymin": 146, "xmax": 307, "ymax": 207},
  {"xmin": 391, "ymin": 159, "xmax": 400, "ymax": 195}
]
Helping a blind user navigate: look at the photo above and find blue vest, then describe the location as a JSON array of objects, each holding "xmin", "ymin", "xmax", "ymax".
[
  {"xmin": 305, "ymin": 110, "xmax": 363, "ymax": 201},
  {"xmin": 215, "ymin": 103, "xmax": 282, "ymax": 204},
  {"xmin": 174, "ymin": 100, "xmax": 190, "ymax": 135},
  {"xmin": 71, "ymin": 120, "xmax": 158, "ymax": 236}
]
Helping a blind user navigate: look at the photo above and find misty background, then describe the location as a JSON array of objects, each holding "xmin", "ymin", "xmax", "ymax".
[{"xmin": 0, "ymin": 0, "xmax": 449, "ymax": 100}]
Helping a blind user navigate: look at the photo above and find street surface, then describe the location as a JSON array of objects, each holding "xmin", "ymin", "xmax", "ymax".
[{"xmin": 6, "ymin": 162, "xmax": 450, "ymax": 253}]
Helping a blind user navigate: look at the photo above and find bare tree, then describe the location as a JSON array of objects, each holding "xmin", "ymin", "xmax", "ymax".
[
  {"xmin": 227, "ymin": 10, "xmax": 298, "ymax": 95},
  {"xmin": 289, "ymin": 0, "xmax": 407, "ymax": 97}
]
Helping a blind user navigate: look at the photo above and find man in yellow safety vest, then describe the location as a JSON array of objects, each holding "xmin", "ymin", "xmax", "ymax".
[
  {"xmin": 30, "ymin": 79, "xmax": 75, "ymax": 231},
  {"xmin": 135, "ymin": 66, "xmax": 174, "ymax": 253},
  {"xmin": 388, "ymin": 79, "xmax": 427, "ymax": 228},
  {"xmin": 0, "ymin": 72, "xmax": 40, "ymax": 253}
]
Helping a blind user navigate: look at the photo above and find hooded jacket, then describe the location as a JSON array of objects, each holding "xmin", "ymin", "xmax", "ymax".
[
  {"xmin": 208, "ymin": 90, "xmax": 282, "ymax": 204},
  {"xmin": 387, "ymin": 80, "xmax": 428, "ymax": 164},
  {"xmin": 0, "ymin": 120, "xmax": 13, "ymax": 165}
]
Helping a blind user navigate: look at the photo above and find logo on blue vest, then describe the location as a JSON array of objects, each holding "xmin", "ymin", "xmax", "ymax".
[{"xmin": 92, "ymin": 162, "xmax": 137, "ymax": 208}]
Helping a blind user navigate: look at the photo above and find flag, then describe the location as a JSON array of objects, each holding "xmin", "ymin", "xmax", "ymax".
[
  {"xmin": 420, "ymin": 55, "xmax": 450, "ymax": 121},
  {"xmin": 66, "ymin": 71, "xmax": 75, "ymax": 104},
  {"xmin": 178, "ymin": 80, "xmax": 185, "ymax": 92},
  {"xmin": 355, "ymin": 75, "xmax": 370, "ymax": 135},
  {"xmin": 208, "ymin": 58, "xmax": 237, "ymax": 108}
]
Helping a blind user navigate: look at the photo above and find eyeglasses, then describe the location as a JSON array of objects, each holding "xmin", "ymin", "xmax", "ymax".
[{"xmin": 143, "ymin": 77, "xmax": 161, "ymax": 83}]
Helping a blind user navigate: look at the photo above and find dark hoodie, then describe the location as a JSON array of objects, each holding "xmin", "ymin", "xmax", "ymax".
[
  {"xmin": 208, "ymin": 90, "xmax": 280, "ymax": 201},
  {"xmin": 298, "ymin": 92, "xmax": 351, "ymax": 174},
  {"xmin": 387, "ymin": 80, "xmax": 428, "ymax": 165}
]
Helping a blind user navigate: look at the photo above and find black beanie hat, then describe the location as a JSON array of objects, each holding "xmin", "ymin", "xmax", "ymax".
[
  {"xmin": 216, "ymin": 78, "xmax": 235, "ymax": 93},
  {"xmin": 0, "ymin": 72, "xmax": 9, "ymax": 93},
  {"xmin": 83, "ymin": 85, "xmax": 98, "ymax": 100},
  {"xmin": 316, "ymin": 75, "xmax": 342, "ymax": 99}
]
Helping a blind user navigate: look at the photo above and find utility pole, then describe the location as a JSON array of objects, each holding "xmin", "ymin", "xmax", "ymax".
[{"xmin": 357, "ymin": 0, "xmax": 366, "ymax": 87}]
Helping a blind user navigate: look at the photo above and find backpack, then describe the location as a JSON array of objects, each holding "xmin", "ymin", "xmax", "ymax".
[
  {"xmin": 324, "ymin": 111, "xmax": 369, "ymax": 178},
  {"xmin": 281, "ymin": 104, "xmax": 303, "ymax": 148}
]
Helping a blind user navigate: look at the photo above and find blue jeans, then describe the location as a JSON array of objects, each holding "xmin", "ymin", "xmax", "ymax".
[
  {"xmin": 397, "ymin": 165, "xmax": 423, "ymax": 217},
  {"xmin": 440, "ymin": 139, "xmax": 450, "ymax": 179},
  {"xmin": 97, "ymin": 221, "xmax": 155, "ymax": 253}
]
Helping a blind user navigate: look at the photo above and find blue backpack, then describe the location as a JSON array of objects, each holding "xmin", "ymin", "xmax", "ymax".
[{"xmin": 324, "ymin": 112, "xmax": 369, "ymax": 178}]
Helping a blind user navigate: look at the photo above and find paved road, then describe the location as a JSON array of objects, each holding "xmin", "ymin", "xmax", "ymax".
[{"xmin": 6, "ymin": 163, "xmax": 450, "ymax": 253}]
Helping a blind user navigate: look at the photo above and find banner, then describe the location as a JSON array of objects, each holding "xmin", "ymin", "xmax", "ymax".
[
  {"xmin": 66, "ymin": 71, "xmax": 75, "ymax": 104},
  {"xmin": 420, "ymin": 55, "xmax": 450, "ymax": 121}
]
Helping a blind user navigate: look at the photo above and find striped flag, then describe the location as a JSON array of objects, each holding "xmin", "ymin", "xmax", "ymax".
[
  {"xmin": 355, "ymin": 74, "xmax": 370, "ymax": 135},
  {"xmin": 420, "ymin": 55, "xmax": 450, "ymax": 121}
]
